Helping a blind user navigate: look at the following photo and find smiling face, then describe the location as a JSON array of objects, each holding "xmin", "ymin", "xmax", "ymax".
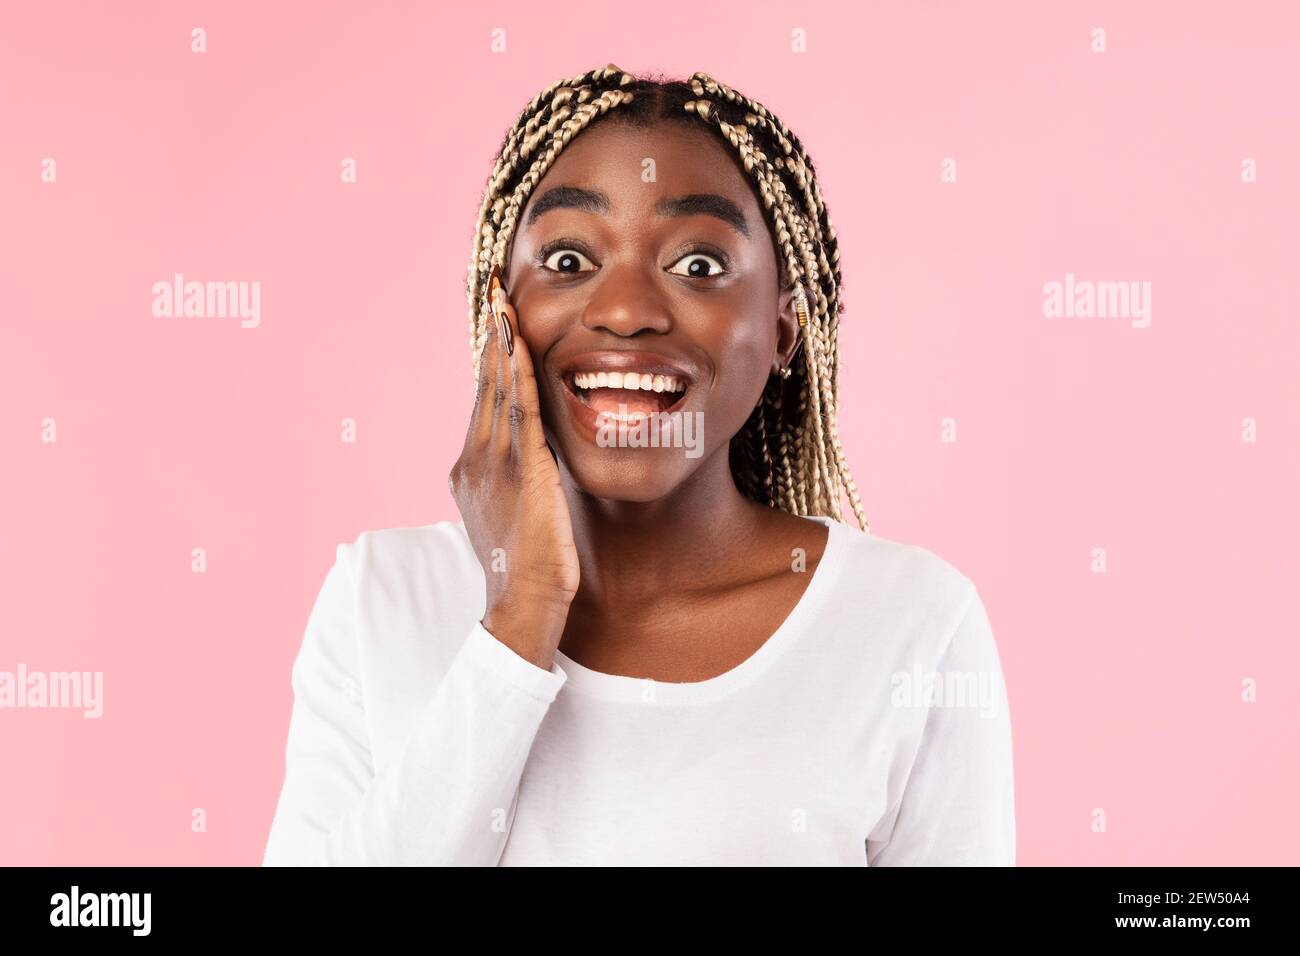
[{"xmin": 503, "ymin": 119, "xmax": 799, "ymax": 503}]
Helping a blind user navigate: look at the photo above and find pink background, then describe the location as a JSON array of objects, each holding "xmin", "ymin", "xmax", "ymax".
[{"xmin": 2, "ymin": 1, "xmax": 1297, "ymax": 865}]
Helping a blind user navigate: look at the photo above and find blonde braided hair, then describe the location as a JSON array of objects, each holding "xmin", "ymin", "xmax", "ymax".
[{"xmin": 465, "ymin": 63, "xmax": 868, "ymax": 531}]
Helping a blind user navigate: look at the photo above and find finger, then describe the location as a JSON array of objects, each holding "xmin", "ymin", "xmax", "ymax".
[
  {"xmin": 501, "ymin": 300, "xmax": 551, "ymax": 459},
  {"xmin": 490, "ymin": 294, "xmax": 518, "ymax": 453},
  {"xmin": 467, "ymin": 306, "xmax": 500, "ymax": 450}
]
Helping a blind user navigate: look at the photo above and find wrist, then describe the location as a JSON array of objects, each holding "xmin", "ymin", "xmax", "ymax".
[{"xmin": 481, "ymin": 602, "xmax": 569, "ymax": 670}]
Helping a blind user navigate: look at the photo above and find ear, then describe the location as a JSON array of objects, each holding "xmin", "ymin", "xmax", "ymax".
[{"xmin": 772, "ymin": 283, "xmax": 802, "ymax": 376}]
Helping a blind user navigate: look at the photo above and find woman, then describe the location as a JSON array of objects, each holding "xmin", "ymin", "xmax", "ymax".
[{"xmin": 263, "ymin": 64, "xmax": 1015, "ymax": 866}]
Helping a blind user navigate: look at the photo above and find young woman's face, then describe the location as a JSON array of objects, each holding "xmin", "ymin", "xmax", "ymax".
[{"xmin": 504, "ymin": 120, "xmax": 796, "ymax": 504}]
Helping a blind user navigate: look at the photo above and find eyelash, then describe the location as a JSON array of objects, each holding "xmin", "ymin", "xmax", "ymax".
[{"xmin": 534, "ymin": 239, "xmax": 730, "ymax": 279}]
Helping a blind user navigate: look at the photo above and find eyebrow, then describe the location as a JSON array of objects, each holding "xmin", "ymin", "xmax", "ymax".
[{"xmin": 525, "ymin": 186, "xmax": 750, "ymax": 238}]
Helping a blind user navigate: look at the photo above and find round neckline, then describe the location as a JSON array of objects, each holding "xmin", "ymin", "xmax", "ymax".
[{"xmin": 551, "ymin": 515, "xmax": 849, "ymax": 706}]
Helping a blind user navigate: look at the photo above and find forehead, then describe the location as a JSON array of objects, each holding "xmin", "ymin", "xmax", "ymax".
[{"xmin": 518, "ymin": 120, "xmax": 764, "ymax": 225}]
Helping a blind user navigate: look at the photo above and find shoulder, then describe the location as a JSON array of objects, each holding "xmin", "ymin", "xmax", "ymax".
[
  {"xmin": 819, "ymin": 518, "xmax": 990, "ymax": 665},
  {"xmin": 336, "ymin": 520, "xmax": 479, "ymax": 586},
  {"xmin": 320, "ymin": 520, "xmax": 484, "ymax": 636},
  {"xmin": 312, "ymin": 520, "xmax": 486, "ymax": 682},
  {"xmin": 827, "ymin": 519, "xmax": 976, "ymax": 613},
  {"xmin": 283, "ymin": 520, "xmax": 488, "ymax": 787}
]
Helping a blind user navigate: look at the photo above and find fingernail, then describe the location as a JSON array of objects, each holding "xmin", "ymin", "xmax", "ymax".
[
  {"xmin": 486, "ymin": 264, "xmax": 514, "ymax": 356},
  {"xmin": 501, "ymin": 309, "xmax": 515, "ymax": 356}
]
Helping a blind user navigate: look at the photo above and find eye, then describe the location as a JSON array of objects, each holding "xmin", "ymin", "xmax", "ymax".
[
  {"xmin": 667, "ymin": 251, "xmax": 726, "ymax": 279},
  {"xmin": 541, "ymin": 248, "xmax": 597, "ymax": 274}
]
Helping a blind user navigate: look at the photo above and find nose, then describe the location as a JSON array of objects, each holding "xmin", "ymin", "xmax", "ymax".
[{"xmin": 580, "ymin": 261, "xmax": 673, "ymax": 338}]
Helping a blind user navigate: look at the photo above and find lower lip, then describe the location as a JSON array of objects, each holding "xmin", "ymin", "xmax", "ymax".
[{"xmin": 559, "ymin": 379, "xmax": 691, "ymax": 445}]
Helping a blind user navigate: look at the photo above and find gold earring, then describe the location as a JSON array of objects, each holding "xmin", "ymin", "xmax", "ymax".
[
  {"xmin": 776, "ymin": 283, "xmax": 810, "ymax": 381},
  {"xmin": 792, "ymin": 282, "xmax": 811, "ymax": 328}
]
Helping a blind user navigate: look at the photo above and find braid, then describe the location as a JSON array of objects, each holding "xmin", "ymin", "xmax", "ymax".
[{"xmin": 466, "ymin": 63, "xmax": 869, "ymax": 531}]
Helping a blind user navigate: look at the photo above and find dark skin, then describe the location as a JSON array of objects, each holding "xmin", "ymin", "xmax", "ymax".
[{"xmin": 452, "ymin": 120, "xmax": 829, "ymax": 682}]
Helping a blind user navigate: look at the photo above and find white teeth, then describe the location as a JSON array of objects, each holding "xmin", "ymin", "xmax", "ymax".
[{"xmin": 572, "ymin": 371, "xmax": 686, "ymax": 393}]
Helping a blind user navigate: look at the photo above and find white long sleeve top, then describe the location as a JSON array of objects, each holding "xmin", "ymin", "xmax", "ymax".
[{"xmin": 262, "ymin": 515, "xmax": 1015, "ymax": 866}]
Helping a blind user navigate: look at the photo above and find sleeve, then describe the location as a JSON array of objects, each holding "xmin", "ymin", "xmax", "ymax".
[
  {"xmin": 866, "ymin": 586, "xmax": 1016, "ymax": 866},
  {"xmin": 261, "ymin": 540, "xmax": 568, "ymax": 866}
]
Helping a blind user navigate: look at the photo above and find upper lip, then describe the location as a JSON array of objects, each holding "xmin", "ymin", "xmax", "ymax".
[{"xmin": 557, "ymin": 350, "xmax": 696, "ymax": 388}]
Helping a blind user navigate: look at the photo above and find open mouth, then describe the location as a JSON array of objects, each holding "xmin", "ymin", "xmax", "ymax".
[{"xmin": 563, "ymin": 370, "xmax": 689, "ymax": 418}]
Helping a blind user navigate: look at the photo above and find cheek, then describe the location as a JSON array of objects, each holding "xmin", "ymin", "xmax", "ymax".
[
  {"xmin": 512, "ymin": 295, "xmax": 567, "ymax": 348},
  {"xmin": 510, "ymin": 296, "xmax": 568, "ymax": 388},
  {"xmin": 697, "ymin": 304, "xmax": 777, "ymax": 424}
]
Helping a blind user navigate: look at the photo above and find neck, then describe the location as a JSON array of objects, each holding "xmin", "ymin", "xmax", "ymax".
[{"xmin": 558, "ymin": 447, "xmax": 768, "ymax": 611}]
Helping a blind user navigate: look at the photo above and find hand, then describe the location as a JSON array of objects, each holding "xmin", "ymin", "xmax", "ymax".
[{"xmin": 449, "ymin": 267, "xmax": 579, "ymax": 670}]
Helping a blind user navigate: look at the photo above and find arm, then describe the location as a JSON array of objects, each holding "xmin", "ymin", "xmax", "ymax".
[
  {"xmin": 261, "ymin": 541, "xmax": 567, "ymax": 866},
  {"xmin": 867, "ymin": 587, "xmax": 1016, "ymax": 866}
]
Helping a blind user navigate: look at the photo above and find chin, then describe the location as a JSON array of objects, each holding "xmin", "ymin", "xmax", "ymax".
[{"xmin": 554, "ymin": 446, "xmax": 700, "ymax": 504}]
